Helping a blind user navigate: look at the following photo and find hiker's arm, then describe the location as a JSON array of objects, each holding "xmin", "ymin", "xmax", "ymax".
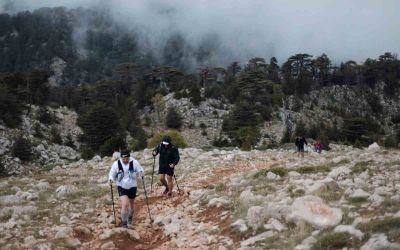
[
  {"xmin": 134, "ymin": 160, "xmax": 145, "ymax": 177},
  {"xmin": 108, "ymin": 162, "xmax": 118, "ymax": 183},
  {"xmin": 152, "ymin": 145, "xmax": 160, "ymax": 156},
  {"xmin": 173, "ymin": 147, "xmax": 180, "ymax": 165}
]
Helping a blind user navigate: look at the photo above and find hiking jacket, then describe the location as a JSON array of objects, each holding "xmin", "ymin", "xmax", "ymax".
[
  {"xmin": 108, "ymin": 157, "xmax": 144, "ymax": 189},
  {"xmin": 154, "ymin": 144, "xmax": 180, "ymax": 169},
  {"xmin": 296, "ymin": 137, "xmax": 307, "ymax": 147}
]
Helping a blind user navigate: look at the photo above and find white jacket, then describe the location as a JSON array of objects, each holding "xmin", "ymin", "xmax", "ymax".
[{"xmin": 108, "ymin": 157, "xmax": 144, "ymax": 189}]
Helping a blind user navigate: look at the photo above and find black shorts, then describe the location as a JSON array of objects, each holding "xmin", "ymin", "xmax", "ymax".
[
  {"xmin": 297, "ymin": 145, "xmax": 304, "ymax": 152},
  {"xmin": 158, "ymin": 166, "xmax": 174, "ymax": 176},
  {"xmin": 117, "ymin": 186, "xmax": 137, "ymax": 199}
]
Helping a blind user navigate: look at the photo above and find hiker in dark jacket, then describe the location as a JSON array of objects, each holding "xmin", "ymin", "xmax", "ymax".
[
  {"xmin": 295, "ymin": 135, "xmax": 308, "ymax": 158},
  {"xmin": 152, "ymin": 136, "xmax": 180, "ymax": 197}
]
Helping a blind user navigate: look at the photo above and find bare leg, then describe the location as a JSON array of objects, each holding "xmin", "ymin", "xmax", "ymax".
[
  {"xmin": 166, "ymin": 174, "xmax": 173, "ymax": 196},
  {"xmin": 119, "ymin": 196, "xmax": 130, "ymax": 227}
]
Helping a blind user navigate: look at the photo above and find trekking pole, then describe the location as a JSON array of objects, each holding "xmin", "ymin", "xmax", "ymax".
[
  {"xmin": 110, "ymin": 182, "xmax": 116, "ymax": 224},
  {"xmin": 150, "ymin": 156, "xmax": 155, "ymax": 193},
  {"xmin": 173, "ymin": 174, "xmax": 182, "ymax": 193},
  {"xmin": 141, "ymin": 176, "xmax": 153, "ymax": 222}
]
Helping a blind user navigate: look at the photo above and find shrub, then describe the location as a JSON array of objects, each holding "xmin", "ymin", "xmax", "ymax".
[
  {"xmin": 12, "ymin": 136, "xmax": 33, "ymax": 161},
  {"xmin": 50, "ymin": 126, "xmax": 62, "ymax": 144},
  {"xmin": 128, "ymin": 126, "xmax": 147, "ymax": 151},
  {"xmin": 166, "ymin": 107, "xmax": 183, "ymax": 129},
  {"xmin": 297, "ymin": 165, "xmax": 331, "ymax": 174},
  {"xmin": 147, "ymin": 130, "xmax": 187, "ymax": 148},
  {"xmin": 37, "ymin": 107, "xmax": 58, "ymax": 125},
  {"xmin": 311, "ymin": 232, "xmax": 353, "ymax": 250},
  {"xmin": 80, "ymin": 146, "xmax": 95, "ymax": 160},
  {"xmin": 0, "ymin": 158, "xmax": 8, "ymax": 177},
  {"xmin": 352, "ymin": 161, "xmax": 369, "ymax": 173},
  {"xmin": 99, "ymin": 136, "xmax": 127, "ymax": 157}
]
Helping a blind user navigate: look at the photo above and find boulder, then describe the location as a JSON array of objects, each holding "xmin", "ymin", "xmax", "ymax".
[{"xmin": 288, "ymin": 195, "xmax": 342, "ymax": 229}]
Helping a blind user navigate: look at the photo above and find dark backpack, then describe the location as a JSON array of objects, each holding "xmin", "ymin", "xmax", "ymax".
[{"xmin": 116, "ymin": 160, "xmax": 135, "ymax": 181}]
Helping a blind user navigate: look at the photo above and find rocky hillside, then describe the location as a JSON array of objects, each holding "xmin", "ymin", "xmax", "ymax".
[
  {"xmin": 0, "ymin": 105, "xmax": 81, "ymax": 175},
  {"xmin": 0, "ymin": 143, "xmax": 399, "ymax": 249}
]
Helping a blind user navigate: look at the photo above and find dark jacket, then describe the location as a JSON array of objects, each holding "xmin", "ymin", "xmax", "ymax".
[
  {"xmin": 295, "ymin": 137, "xmax": 307, "ymax": 147},
  {"xmin": 154, "ymin": 144, "xmax": 180, "ymax": 168}
]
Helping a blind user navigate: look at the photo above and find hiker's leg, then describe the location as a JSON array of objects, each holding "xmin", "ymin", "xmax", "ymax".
[
  {"xmin": 166, "ymin": 174, "xmax": 173, "ymax": 194},
  {"xmin": 159, "ymin": 174, "xmax": 168, "ymax": 188},
  {"xmin": 119, "ymin": 195, "xmax": 130, "ymax": 227},
  {"xmin": 128, "ymin": 198, "xmax": 135, "ymax": 225}
]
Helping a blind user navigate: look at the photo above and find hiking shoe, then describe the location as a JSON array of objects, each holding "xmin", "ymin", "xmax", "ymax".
[
  {"xmin": 122, "ymin": 222, "xmax": 128, "ymax": 228},
  {"xmin": 162, "ymin": 187, "xmax": 169, "ymax": 196},
  {"xmin": 167, "ymin": 191, "xmax": 172, "ymax": 197}
]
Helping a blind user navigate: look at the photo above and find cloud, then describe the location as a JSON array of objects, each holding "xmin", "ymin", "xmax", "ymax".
[{"xmin": 1, "ymin": 0, "xmax": 400, "ymax": 66}]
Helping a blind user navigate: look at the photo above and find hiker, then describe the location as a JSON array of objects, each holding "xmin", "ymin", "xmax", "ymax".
[
  {"xmin": 295, "ymin": 135, "xmax": 308, "ymax": 157},
  {"xmin": 152, "ymin": 136, "xmax": 180, "ymax": 197},
  {"xmin": 108, "ymin": 150, "xmax": 144, "ymax": 228},
  {"xmin": 313, "ymin": 139, "xmax": 323, "ymax": 154}
]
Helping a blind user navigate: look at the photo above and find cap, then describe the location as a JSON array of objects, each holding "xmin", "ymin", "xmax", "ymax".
[
  {"xmin": 121, "ymin": 150, "xmax": 130, "ymax": 158},
  {"xmin": 162, "ymin": 136, "xmax": 172, "ymax": 144}
]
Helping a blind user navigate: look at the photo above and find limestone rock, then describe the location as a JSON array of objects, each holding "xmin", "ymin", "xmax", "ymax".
[{"xmin": 288, "ymin": 195, "xmax": 342, "ymax": 229}]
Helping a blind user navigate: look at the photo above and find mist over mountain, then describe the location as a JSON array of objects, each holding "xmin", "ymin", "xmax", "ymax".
[{"xmin": 1, "ymin": 0, "xmax": 400, "ymax": 68}]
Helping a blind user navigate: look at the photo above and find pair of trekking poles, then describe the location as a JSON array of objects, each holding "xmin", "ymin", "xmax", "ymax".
[
  {"xmin": 150, "ymin": 155, "xmax": 181, "ymax": 194},
  {"xmin": 109, "ymin": 156, "xmax": 181, "ymax": 224},
  {"xmin": 110, "ymin": 176, "xmax": 153, "ymax": 224}
]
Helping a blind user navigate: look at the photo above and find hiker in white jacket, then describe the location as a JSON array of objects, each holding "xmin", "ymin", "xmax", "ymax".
[{"xmin": 108, "ymin": 150, "xmax": 144, "ymax": 228}]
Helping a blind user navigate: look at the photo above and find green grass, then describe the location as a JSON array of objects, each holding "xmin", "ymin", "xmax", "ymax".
[
  {"xmin": 315, "ymin": 187, "xmax": 343, "ymax": 202},
  {"xmin": 352, "ymin": 161, "xmax": 369, "ymax": 173},
  {"xmin": 253, "ymin": 167, "xmax": 288, "ymax": 178},
  {"xmin": 349, "ymin": 196, "xmax": 368, "ymax": 204},
  {"xmin": 215, "ymin": 183, "xmax": 226, "ymax": 192},
  {"xmin": 311, "ymin": 232, "xmax": 359, "ymax": 250},
  {"xmin": 297, "ymin": 165, "xmax": 331, "ymax": 174},
  {"xmin": 357, "ymin": 217, "xmax": 400, "ymax": 243}
]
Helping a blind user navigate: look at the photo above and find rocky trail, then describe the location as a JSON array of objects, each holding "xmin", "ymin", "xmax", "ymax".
[{"xmin": 1, "ymin": 145, "xmax": 400, "ymax": 249}]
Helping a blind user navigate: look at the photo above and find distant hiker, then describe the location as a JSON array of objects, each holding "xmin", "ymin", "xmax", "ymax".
[
  {"xmin": 152, "ymin": 136, "xmax": 180, "ymax": 197},
  {"xmin": 295, "ymin": 135, "xmax": 308, "ymax": 157},
  {"xmin": 313, "ymin": 139, "xmax": 323, "ymax": 154},
  {"xmin": 108, "ymin": 150, "xmax": 144, "ymax": 228}
]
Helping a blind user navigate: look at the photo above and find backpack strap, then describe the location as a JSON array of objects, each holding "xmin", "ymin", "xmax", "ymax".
[
  {"xmin": 129, "ymin": 161, "xmax": 134, "ymax": 172},
  {"xmin": 117, "ymin": 160, "xmax": 123, "ymax": 172}
]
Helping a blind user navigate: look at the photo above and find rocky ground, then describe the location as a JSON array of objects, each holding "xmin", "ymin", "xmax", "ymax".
[{"xmin": 0, "ymin": 143, "xmax": 400, "ymax": 249}]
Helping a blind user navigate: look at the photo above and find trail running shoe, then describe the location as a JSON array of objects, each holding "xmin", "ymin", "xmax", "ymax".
[{"xmin": 162, "ymin": 187, "xmax": 169, "ymax": 196}]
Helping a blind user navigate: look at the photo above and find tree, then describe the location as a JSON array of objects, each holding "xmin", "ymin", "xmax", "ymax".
[
  {"xmin": 267, "ymin": 57, "xmax": 280, "ymax": 83},
  {"xmin": 151, "ymin": 94, "xmax": 165, "ymax": 122},
  {"xmin": 166, "ymin": 107, "xmax": 183, "ymax": 129},
  {"xmin": 12, "ymin": 136, "xmax": 33, "ymax": 161},
  {"xmin": 282, "ymin": 54, "xmax": 313, "ymax": 95},
  {"xmin": 77, "ymin": 103, "xmax": 122, "ymax": 150},
  {"xmin": 313, "ymin": 54, "xmax": 332, "ymax": 86}
]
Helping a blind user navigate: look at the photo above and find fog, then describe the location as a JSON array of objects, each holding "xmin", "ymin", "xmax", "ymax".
[{"xmin": 1, "ymin": 0, "xmax": 400, "ymax": 66}]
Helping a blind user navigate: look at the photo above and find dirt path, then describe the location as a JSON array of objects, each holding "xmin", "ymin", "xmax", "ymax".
[{"xmin": 84, "ymin": 160, "xmax": 273, "ymax": 249}]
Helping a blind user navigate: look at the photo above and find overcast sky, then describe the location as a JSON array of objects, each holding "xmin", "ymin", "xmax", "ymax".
[{"xmin": 1, "ymin": 0, "xmax": 399, "ymax": 65}]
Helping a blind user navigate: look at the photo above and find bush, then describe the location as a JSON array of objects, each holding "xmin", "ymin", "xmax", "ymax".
[
  {"xmin": 128, "ymin": 126, "xmax": 147, "ymax": 151},
  {"xmin": 147, "ymin": 130, "xmax": 187, "ymax": 148},
  {"xmin": 50, "ymin": 126, "xmax": 62, "ymax": 144},
  {"xmin": 384, "ymin": 136, "xmax": 397, "ymax": 148},
  {"xmin": 37, "ymin": 107, "xmax": 58, "ymax": 125},
  {"xmin": 166, "ymin": 107, "xmax": 183, "ymax": 129},
  {"xmin": 0, "ymin": 158, "xmax": 8, "ymax": 177},
  {"xmin": 80, "ymin": 146, "xmax": 95, "ymax": 160},
  {"xmin": 99, "ymin": 136, "xmax": 127, "ymax": 157},
  {"xmin": 212, "ymin": 136, "xmax": 231, "ymax": 147},
  {"xmin": 12, "ymin": 136, "xmax": 33, "ymax": 161}
]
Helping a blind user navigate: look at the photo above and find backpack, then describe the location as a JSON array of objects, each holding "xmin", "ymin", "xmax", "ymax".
[{"xmin": 116, "ymin": 159, "xmax": 135, "ymax": 181}]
